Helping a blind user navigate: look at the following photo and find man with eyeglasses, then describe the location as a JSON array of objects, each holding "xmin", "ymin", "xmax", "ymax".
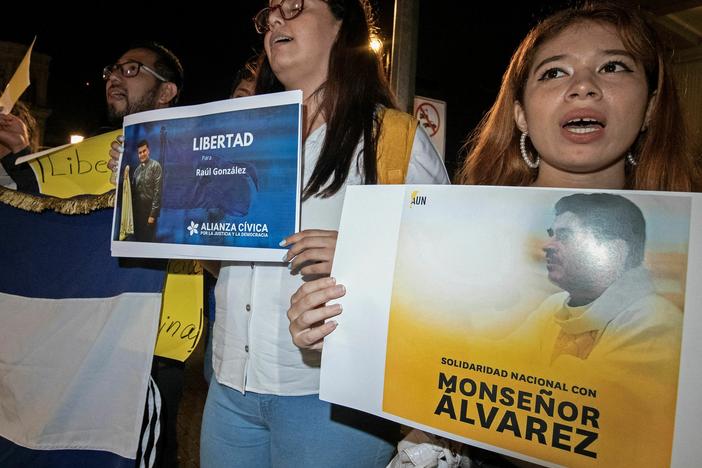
[
  {"xmin": 104, "ymin": 42, "xmax": 182, "ymax": 126},
  {"xmin": 103, "ymin": 41, "xmax": 186, "ymax": 468},
  {"xmin": 0, "ymin": 41, "xmax": 182, "ymax": 194},
  {"xmin": 104, "ymin": 41, "xmax": 182, "ymax": 172}
]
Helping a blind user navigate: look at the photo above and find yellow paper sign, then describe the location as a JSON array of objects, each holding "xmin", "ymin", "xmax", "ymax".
[
  {"xmin": 27, "ymin": 130, "xmax": 121, "ymax": 198},
  {"xmin": 155, "ymin": 260, "xmax": 204, "ymax": 361},
  {"xmin": 0, "ymin": 37, "xmax": 35, "ymax": 114}
]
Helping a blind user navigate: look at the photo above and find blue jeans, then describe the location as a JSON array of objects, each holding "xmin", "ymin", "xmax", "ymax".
[{"xmin": 200, "ymin": 380, "xmax": 399, "ymax": 468}]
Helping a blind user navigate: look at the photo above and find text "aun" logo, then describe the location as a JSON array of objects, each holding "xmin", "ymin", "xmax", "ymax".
[{"xmin": 410, "ymin": 190, "xmax": 427, "ymax": 207}]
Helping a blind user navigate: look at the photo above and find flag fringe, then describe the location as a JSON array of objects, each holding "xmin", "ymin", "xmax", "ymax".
[{"xmin": 0, "ymin": 186, "xmax": 115, "ymax": 214}]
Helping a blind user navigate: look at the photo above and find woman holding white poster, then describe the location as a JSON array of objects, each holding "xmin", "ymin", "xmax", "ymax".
[
  {"xmin": 288, "ymin": 1, "xmax": 699, "ymax": 466},
  {"xmin": 456, "ymin": 3, "xmax": 699, "ymax": 466},
  {"xmin": 201, "ymin": 1, "xmax": 449, "ymax": 467}
]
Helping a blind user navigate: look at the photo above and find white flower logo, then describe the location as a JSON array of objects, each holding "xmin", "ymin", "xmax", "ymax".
[{"xmin": 187, "ymin": 221, "xmax": 199, "ymax": 236}]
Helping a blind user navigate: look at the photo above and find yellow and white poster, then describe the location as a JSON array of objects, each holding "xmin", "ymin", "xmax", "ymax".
[{"xmin": 320, "ymin": 185, "xmax": 702, "ymax": 468}]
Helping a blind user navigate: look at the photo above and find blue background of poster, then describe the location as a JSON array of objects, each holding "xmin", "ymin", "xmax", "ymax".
[{"xmin": 113, "ymin": 103, "xmax": 299, "ymax": 249}]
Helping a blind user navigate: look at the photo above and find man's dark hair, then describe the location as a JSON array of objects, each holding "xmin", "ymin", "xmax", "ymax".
[
  {"xmin": 137, "ymin": 139, "xmax": 149, "ymax": 149},
  {"xmin": 128, "ymin": 41, "xmax": 184, "ymax": 104},
  {"xmin": 555, "ymin": 193, "xmax": 646, "ymax": 269}
]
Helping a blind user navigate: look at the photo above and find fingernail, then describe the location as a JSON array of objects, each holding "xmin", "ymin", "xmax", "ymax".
[
  {"xmin": 118, "ymin": 146, "xmax": 124, "ymax": 153},
  {"xmin": 117, "ymin": 135, "xmax": 124, "ymax": 142},
  {"xmin": 279, "ymin": 239, "xmax": 288, "ymax": 247},
  {"xmin": 336, "ymin": 285, "xmax": 346, "ymax": 295},
  {"xmin": 329, "ymin": 320, "xmax": 338, "ymax": 328},
  {"xmin": 282, "ymin": 252, "xmax": 289, "ymax": 262}
]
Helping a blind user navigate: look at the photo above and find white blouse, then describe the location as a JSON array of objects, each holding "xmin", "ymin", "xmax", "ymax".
[{"xmin": 213, "ymin": 124, "xmax": 449, "ymax": 395}]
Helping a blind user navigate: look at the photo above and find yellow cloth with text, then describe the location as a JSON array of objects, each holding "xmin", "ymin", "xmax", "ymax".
[
  {"xmin": 27, "ymin": 130, "xmax": 121, "ymax": 198},
  {"xmin": 155, "ymin": 260, "xmax": 204, "ymax": 361}
]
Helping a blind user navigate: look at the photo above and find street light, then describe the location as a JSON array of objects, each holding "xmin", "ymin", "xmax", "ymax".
[
  {"xmin": 70, "ymin": 134, "xmax": 84, "ymax": 144},
  {"xmin": 369, "ymin": 35, "xmax": 383, "ymax": 54}
]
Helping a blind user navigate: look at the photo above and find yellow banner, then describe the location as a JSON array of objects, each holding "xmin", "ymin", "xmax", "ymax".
[
  {"xmin": 0, "ymin": 37, "xmax": 35, "ymax": 114},
  {"xmin": 154, "ymin": 260, "xmax": 204, "ymax": 361},
  {"xmin": 27, "ymin": 130, "xmax": 120, "ymax": 198}
]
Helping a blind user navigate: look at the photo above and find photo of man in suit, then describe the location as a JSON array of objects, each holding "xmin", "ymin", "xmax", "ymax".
[{"xmin": 132, "ymin": 139, "xmax": 162, "ymax": 241}]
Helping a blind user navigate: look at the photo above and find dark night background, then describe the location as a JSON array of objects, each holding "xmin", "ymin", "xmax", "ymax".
[{"xmin": 4, "ymin": 1, "xmax": 572, "ymax": 178}]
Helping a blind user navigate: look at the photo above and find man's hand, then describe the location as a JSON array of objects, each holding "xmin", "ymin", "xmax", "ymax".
[{"xmin": 107, "ymin": 135, "xmax": 124, "ymax": 172}]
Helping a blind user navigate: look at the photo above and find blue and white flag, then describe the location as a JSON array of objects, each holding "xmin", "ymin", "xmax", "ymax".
[{"xmin": 0, "ymin": 200, "xmax": 164, "ymax": 467}]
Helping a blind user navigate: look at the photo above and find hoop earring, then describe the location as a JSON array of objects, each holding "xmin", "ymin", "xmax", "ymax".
[
  {"xmin": 520, "ymin": 131, "xmax": 539, "ymax": 169},
  {"xmin": 626, "ymin": 152, "xmax": 638, "ymax": 166}
]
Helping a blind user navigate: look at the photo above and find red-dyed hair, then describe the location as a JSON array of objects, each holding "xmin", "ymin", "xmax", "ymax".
[{"xmin": 456, "ymin": 1, "xmax": 699, "ymax": 192}]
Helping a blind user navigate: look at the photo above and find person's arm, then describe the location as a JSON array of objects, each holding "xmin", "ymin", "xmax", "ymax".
[
  {"xmin": 0, "ymin": 148, "xmax": 38, "ymax": 193},
  {"xmin": 0, "ymin": 114, "xmax": 37, "ymax": 192}
]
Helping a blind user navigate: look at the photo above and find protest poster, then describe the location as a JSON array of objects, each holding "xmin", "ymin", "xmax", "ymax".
[
  {"xmin": 17, "ymin": 130, "xmax": 121, "ymax": 198},
  {"xmin": 111, "ymin": 90, "xmax": 302, "ymax": 262},
  {"xmin": 320, "ymin": 185, "xmax": 702, "ymax": 467}
]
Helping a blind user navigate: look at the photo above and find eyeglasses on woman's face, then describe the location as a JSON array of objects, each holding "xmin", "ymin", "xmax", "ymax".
[{"xmin": 253, "ymin": 0, "xmax": 306, "ymax": 34}]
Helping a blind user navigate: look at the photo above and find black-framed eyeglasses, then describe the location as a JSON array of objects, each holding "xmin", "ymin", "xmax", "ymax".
[
  {"xmin": 102, "ymin": 61, "xmax": 168, "ymax": 82},
  {"xmin": 253, "ymin": 0, "xmax": 305, "ymax": 34}
]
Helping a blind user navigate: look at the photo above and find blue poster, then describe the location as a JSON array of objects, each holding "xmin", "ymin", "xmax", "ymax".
[{"xmin": 111, "ymin": 91, "xmax": 302, "ymax": 262}]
